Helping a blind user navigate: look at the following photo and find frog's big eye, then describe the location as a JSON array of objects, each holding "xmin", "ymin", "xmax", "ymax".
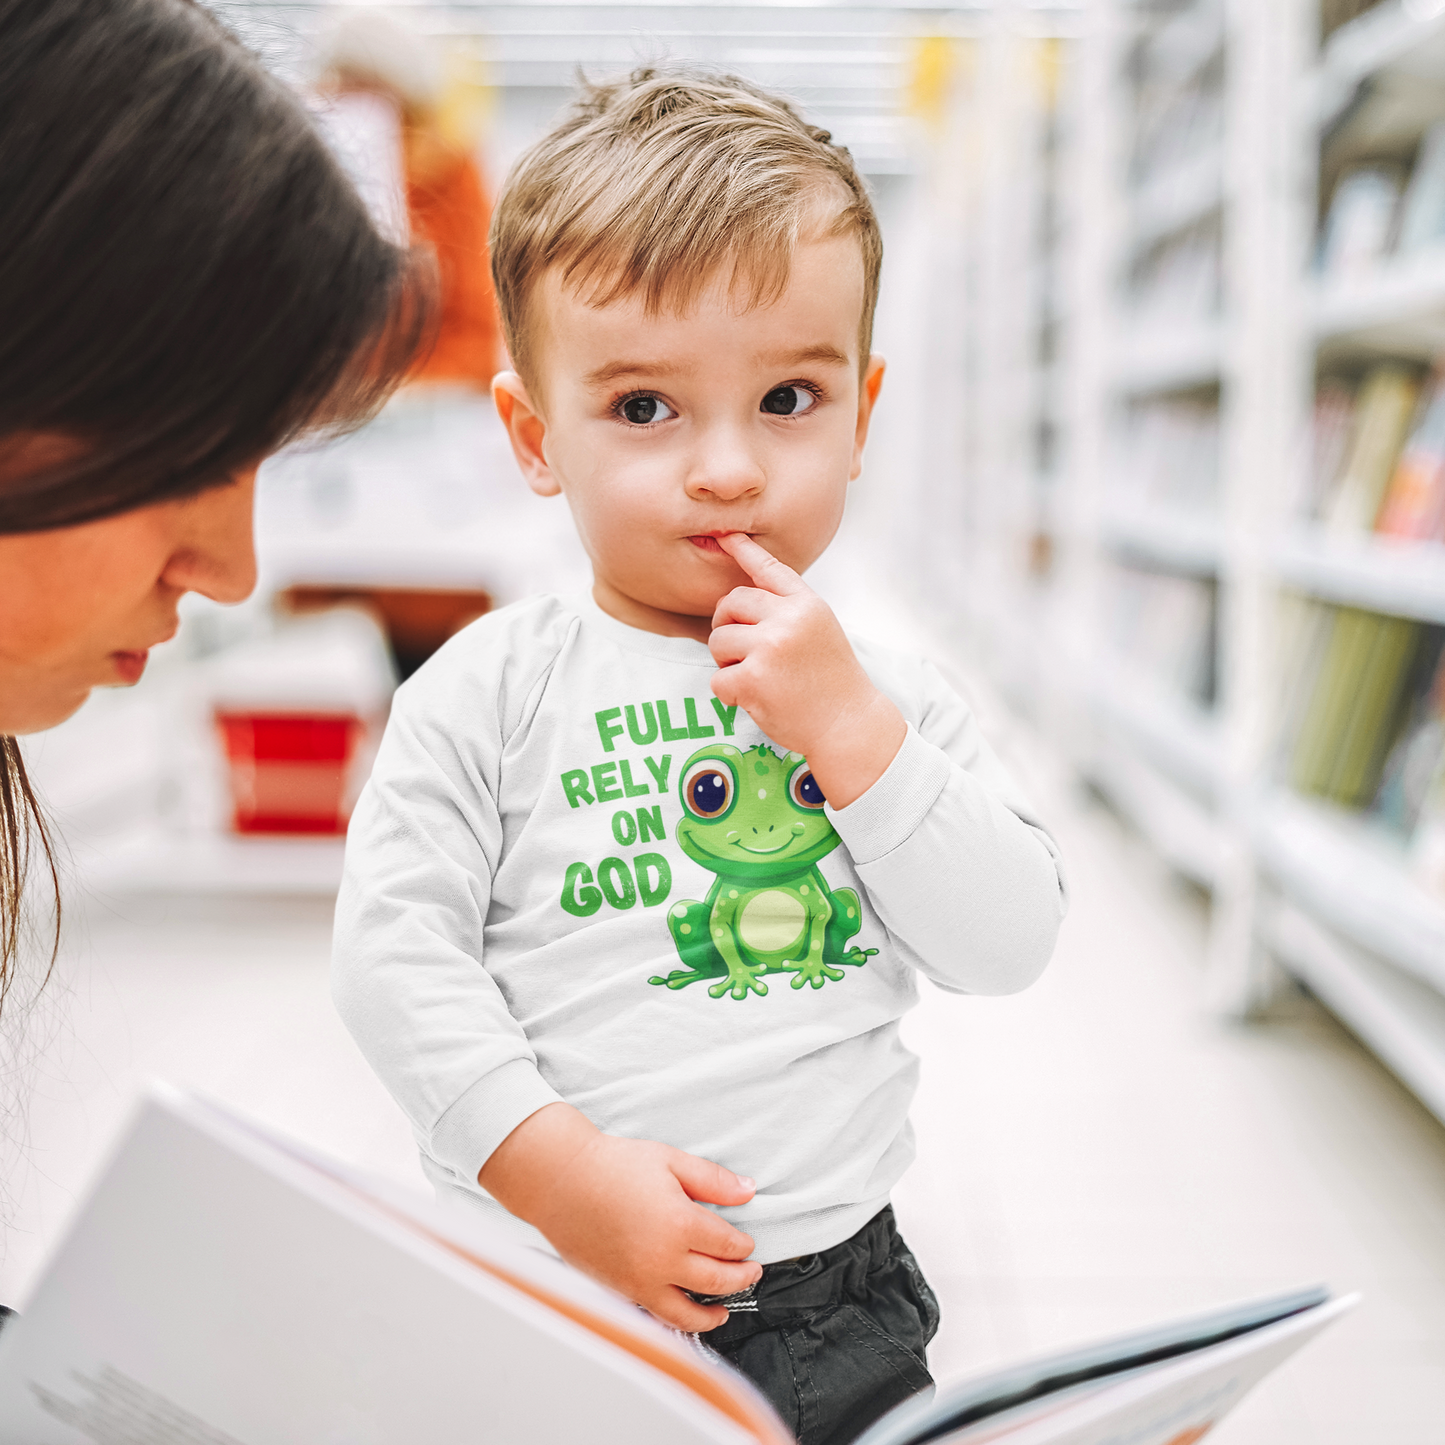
[
  {"xmin": 788, "ymin": 764, "xmax": 827, "ymax": 810},
  {"xmin": 681, "ymin": 759, "xmax": 737, "ymax": 820}
]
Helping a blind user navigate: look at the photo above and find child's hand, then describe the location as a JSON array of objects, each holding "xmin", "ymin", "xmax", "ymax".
[
  {"xmin": 479, "ymin": 1103, "xmax": 762, "ymax": 1332},
  {"xmin": 711, "ymin": 532, "xmax": 907, "ymax": 810}
]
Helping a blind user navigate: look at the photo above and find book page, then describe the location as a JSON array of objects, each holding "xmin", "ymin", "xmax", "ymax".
[
  {"xmin": 945, "ymin": 1297, "xmax": 1355, "ymax": 1444},
  {"xmin": 0, "ymin": 1088, "xmax": 780, "ymax": 1445},
  {"xmin": 860, "ymin": 1295, "xmax": 1354, "ymax": 1445}
]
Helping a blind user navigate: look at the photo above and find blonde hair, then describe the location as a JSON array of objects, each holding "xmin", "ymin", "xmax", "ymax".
[{"xmin": 490, "ymin": 69, "xmax": 882, "ymax": 385}]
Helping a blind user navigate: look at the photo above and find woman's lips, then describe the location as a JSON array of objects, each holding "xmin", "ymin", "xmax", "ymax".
[{"xmin": 110, "ymin": 650, "xmax": 150, "ymax": 685}]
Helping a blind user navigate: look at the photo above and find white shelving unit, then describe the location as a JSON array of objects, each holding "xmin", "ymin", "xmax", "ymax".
[
  {"xmin": 1247, "ymin": 1, "xmax": 1445, "ymax": 1127},
  {"xmin": 994, "ymin": 0, "xmax": 1445, "ymax": 1128},
  {"xmin": 903, "ymin": 4, "xmax": 1085, "ymax": 717},
  {"xmin": 1056, "ymin": 0, "xmax": 1273, "ymax": 900},
  {"xmin": 1275, "ymin": 525, "xmax": 1445, "ymax": 623},
  {"xmin": 1100, "ymin": 505, "xmax": 1224, "ymax": 572},
  {"xmin": 1110, "ymin": 321, "xmax": 1224, "ymax": 392},
  {"xmin": 1313, "ymin": 252, "xmax": 1445, "ymax": 354},
  {"xmin": 941, "ymin": 0, "xmax": 1445, "ymax": 1127}
]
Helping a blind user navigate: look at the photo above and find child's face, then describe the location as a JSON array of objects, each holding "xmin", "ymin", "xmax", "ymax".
[{"xmin": 494, "ymin": 231, "xmax": 884, "ymax": 631}]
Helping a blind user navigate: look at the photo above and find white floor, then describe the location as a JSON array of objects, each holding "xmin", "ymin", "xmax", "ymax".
[{"xmin": 5, "ymin": 670, "xmax": 1445, "ymax": 1439}]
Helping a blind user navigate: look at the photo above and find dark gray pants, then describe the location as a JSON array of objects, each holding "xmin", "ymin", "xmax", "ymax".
[{"xmin": 696, "ymin": 1207, "xmax": 940, "ymax": 1445}]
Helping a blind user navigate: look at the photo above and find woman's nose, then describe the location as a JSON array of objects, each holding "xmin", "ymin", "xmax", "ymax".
[
  {"xmin": 684, "ymin": 428, "xmax": 766, "ymax": 503},
  {"xmin": 160, "ymin": 466, "xmax": 259, "ymax": 604}
]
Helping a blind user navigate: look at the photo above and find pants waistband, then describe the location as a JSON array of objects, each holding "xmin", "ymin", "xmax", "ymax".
[{"xmin": 687, "ymin": 1204, "xmax": 901, "ymax": 1318}]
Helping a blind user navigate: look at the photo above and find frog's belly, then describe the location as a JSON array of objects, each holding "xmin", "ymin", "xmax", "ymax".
[{"xmin": 738, "ymin": 889, "xmax": 807, "ymax": 954}]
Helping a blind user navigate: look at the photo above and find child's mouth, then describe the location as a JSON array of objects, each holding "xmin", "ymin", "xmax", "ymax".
[{"xmin": 687, "ymin": 533, "xmax": 752, "ymax": 554}]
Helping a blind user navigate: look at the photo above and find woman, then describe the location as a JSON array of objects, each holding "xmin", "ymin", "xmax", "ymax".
[{"xmin": 0, "ymin": 0, "xmax": 434, "ymax": 1007}]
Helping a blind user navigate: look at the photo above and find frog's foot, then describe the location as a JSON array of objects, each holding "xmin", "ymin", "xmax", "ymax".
[
  {"xmin": 822, "ymin": 889, "xmax": 873, "ymax": 970},
  {"xmin": 789, "ymin": 940, "xmax": 847, "ymax": 990},
  {"xmin": 791, "ymin": 959, "xmax": 846, "ymax": 989},
  {"xmin": 649, "ymin": 967, "xmax": 713, "ymax": 990},
  {"xmin": 658, "ymin": 899, "xmax": 726, "ymax": 989},
  {"xmin": 709, "ymin": 961, "xmax": 768, "ymax": 1000}
]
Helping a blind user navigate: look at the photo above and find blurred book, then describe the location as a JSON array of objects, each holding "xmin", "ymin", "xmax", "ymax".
[
  {"xmin": 1275, "ymin": 593, "xmax": 1336, "ymax": 767},
  {"xmin": 1131, "ymin": 38, "xmax": 1224, "ymax": 191},
  {"xmin": 1130, "ymin": 222, "xmax": 1221, "ymax": 324},
  {"xmin": 1290, "ymin": 606, "xmax": 1423, "ymax": 807},
  {"xmin": 1318, "ymin": 164, "xmax": 1403, "ymax": 278},
  {"xmin": 0, "ymin": 1086, "xmax": 1354, "ymax": 1445},
  {"xmin": 1375, "ymin": 641, "xmax": 1445, "ymax": 829},
  {"xmin": 1108, "ymin": 564, "xmax": 1216, "ymax": 707},
  {"xmin": 1371, "ymin": 644, "xmax": 1445, "ymax": 898},
  {"xmin": 1117, "ymin": 397, "xmax": 1220, "ymax": 513},
  {"xmin": 1396, "ymin": 119, "xmax": 1445, "ymax": 255},
  {"xmin": 1322, "ymin": 363, "xmax": 1420, "ymax": 534},
  {"xmin": 1301, "ymin": 379, "xmax": 1357, "ymax": 519},
  {"xmin": 1322, "ymin": 0, "xmax": 1386, "ymax": 41},
  {"xmin": 1413, "ymin": 744, "xmax": 1445, "ymax": 898},
  {"xmin": 1375, "ymin": 367, "xmax": 1445, "ymax": 539}
]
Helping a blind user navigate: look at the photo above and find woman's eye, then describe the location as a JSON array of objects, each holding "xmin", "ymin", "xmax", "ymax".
[
  {"xmin": 620, "ymin": 394, "xmax": 675, "ymax": 425},
  {"xmin": 760, "ymin": 385, "xmax": 817, "ymax": 417}
]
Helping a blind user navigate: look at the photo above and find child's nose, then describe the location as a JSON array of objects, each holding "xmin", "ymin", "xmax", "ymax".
[{"xmin": 684, "ymin": 429, "xmax": 765, "ymax": 503}]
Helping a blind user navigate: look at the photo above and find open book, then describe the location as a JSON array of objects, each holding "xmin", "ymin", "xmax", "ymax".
[{"xmin": 0, "ymin": 1087, "xmax": 1355, "ymax": 1445}]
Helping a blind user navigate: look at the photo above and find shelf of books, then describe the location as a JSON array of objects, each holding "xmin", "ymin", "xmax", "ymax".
[
  {"xmin": 927, "ymin": 0, "xmax": 1445, "ymax": 1129},
  {"xmin": 913, "ymin": 11, "xmax": 1081, "ymax": 722},
  {"xmin": 1275, "ymin": 526, "xmax": 1445, "ymax": 623},
  {"xmin": 1053, "ymin": 0, "xmax": 1237, "ymax": 895},
  {"xmin": 1250, "ymin": 0, "xmax": 1445, "ymax": 1125}
]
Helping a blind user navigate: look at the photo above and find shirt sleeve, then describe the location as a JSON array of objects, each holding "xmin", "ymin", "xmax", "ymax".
[
  {"xmin": 330, "ymin": 629, "xmax": 565, "ymax": 1190},
  {"xmin": 825, "ymin": 658, "xmax": 1067, "ymax": 995}
]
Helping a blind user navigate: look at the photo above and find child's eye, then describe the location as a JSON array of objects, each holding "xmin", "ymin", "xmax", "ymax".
[
  {"xmin": 618, "ymin": 394, "xmax": 675, "ymax": 425},
  {"xmin": 760, "ymin": 385, "xmax": 817, "ymax": 417}
]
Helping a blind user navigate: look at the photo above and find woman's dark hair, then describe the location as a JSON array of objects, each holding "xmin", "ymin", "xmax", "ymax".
[
  {"xmin": 0, "ymin": 0, "xmax": 437, "ymax": 997},
  {"xmin": 1, "ymin": 740, "xmax": 57, "ymax": 1015}
]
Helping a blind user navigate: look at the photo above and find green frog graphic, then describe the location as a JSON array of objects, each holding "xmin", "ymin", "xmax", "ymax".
[{"xmin": 649, "ymin": 743, "xmax": 878, "ymax": 1000}]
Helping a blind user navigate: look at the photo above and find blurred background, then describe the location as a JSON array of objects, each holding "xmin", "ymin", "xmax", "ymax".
[{"xmin": 9, "ymin": 0, "xmax": 1445, "ymax": 1438}]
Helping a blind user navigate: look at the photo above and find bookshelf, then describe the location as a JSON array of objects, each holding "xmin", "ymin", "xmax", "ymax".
[
  {"xmin": 1258, "ymin": 0, "xmax": 1445, "ymax": 1124},
  {"xmin": 1276, "ymin": 526, "xmax": 1445, "ymax": 623},
  {"xmin": 1110, "ymin": 322, "xmax": 1224, "ymax": 392},
  {"xmin": 1036, "ymin": 0, "xmax": 1279, "ymax": 902},
  {"xmin": 1314, "ymin": 254, "xmax": 1445, "ymax": 351},
  {"xmin": 1100, "ymin": 506, "xmax": 1224, "ymax": 573},
  {"xmin": 971, "ymin": 0, "xmax": 1445, "ymax": 1129}
]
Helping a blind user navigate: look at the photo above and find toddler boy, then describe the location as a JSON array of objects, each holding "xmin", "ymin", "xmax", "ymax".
[{"xmin": 333, "ymin": 69, "xmax": 1067, "ymax": 1445}]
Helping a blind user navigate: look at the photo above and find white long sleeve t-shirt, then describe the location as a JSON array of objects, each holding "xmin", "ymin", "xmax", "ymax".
[{"xmin": 332, "ymin": 592, "xmax": 1067, "ymax": 1261}]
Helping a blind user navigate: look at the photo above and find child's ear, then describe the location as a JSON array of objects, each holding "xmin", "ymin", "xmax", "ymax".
[
  {"xmin": 492, "ymin": 371, "xmax": 561, "ymax": 497},
  {"xmin": 849, "ymin": 355, "xmax": 886, "ymax": 481}
]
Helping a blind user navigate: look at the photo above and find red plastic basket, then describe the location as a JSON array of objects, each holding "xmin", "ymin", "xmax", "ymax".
[{"xmin": 215, "ymin": 712, "xmax": 363, "ymax": 835}]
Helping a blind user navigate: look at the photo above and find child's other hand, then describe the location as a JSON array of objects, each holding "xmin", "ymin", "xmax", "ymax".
[
  {"xmin": 479, "ymin": 1102, "xmax": 762, "ymax": 1332},
  {"xmin": 711, "ymin": 532, "xmax": 907, "ymax": 810}
]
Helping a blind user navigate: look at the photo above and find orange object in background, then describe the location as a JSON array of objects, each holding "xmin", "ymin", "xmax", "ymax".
[
  {"xmin": 216, "ymin": 712, "xmax": 364, "ymax": 835},
  {"xmin": 317, "ymin": 10, "xmax": 501, "ymax": 388},
  {"xmin": 282, "ymin": 585, "xmax": 491, "ymax": 678},
  {"xmin": 406, "ymin": 144, "xmax": 499, "ymax": 389}
]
